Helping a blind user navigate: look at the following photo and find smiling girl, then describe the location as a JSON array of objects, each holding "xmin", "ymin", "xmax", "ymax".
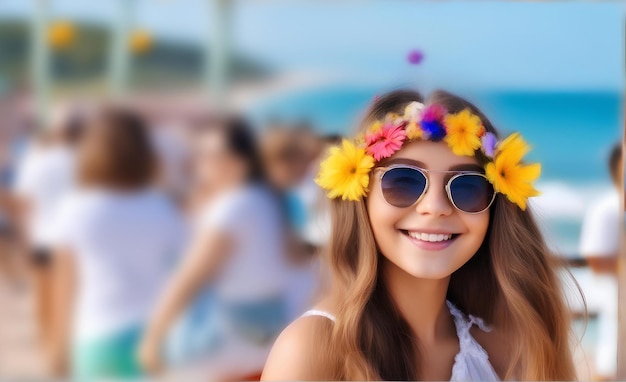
[{"xmin": 261, "ymin": 89, "xmax": 578, "ymax": 380}]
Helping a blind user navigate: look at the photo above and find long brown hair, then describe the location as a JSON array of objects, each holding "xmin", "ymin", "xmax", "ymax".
[{"xmin": 319, "ymin": 89, "xmax": 579, "ymax": 380}]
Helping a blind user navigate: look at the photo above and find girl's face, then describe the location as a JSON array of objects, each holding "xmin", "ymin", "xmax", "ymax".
[{"xmin": 366, "ymin": 140, "xmax": 490, "ymax": 280}]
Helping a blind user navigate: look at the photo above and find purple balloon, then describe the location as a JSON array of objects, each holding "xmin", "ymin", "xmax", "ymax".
[{"xmin": 407, "ymin": 50, "xmax": 424, "ymax": 65}]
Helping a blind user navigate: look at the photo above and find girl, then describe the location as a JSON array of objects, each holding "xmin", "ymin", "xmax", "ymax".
[
  {"xmin": 138, "ymin": 116, "xmax": 290, "ymax": 380},
  {"xmin": 262, "ymin": 89, "xmax": 578, "ymax": 380},
  {"xmin": 49, "ymin": 107, "xmax": 187, "ymax": 379}
]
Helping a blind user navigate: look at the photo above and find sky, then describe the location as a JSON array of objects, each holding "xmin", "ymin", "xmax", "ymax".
[{"xmin": 0, "ymin": 0, "xmax": 623, "ymax": 92}]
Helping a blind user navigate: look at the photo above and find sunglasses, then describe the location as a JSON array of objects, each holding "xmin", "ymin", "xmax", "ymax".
[{"xmin": 376, "ymin": 165, "xmax": 496, "ymax": 214}]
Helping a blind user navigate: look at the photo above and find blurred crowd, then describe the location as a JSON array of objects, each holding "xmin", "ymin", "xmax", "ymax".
[{"xmin": 0, "ymin": 98, "xmax": 340, "ymax": 380}]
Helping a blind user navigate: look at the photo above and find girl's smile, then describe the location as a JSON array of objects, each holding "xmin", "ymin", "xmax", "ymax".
[{"xmin": 400, "ymin": 229, "xmax": 461, "ymax": 251}]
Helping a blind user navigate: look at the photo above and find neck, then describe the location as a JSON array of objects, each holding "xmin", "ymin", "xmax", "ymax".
[{"xmin": 381, "ymin": 259, "xmax": 456, "ymax": 345}]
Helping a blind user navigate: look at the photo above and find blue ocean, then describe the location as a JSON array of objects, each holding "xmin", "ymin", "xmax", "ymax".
[{"xmin": 251, "ymin": 86, "xmax": 623, "ymax": 256}]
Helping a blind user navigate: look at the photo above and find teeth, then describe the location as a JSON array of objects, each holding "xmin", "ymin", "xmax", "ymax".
[{"xmin": 407, "ymin": 232, "xmax": 453, "ymax": 242}]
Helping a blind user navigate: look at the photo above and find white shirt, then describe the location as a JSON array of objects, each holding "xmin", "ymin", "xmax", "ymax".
[
  {"xmin": 14, "ymin": 144, "xmax": 75, "ymax": 247},
  {"xmin": 197, "ymin": 184, "xmax": 287, "ymax": 302},
  {"xmin": 53, "ymin": 189, "xmax": 188, "ymax": 340},
  {"xmin": 579, "ymin": 190, "xmax": 620, "ymax": 257}
]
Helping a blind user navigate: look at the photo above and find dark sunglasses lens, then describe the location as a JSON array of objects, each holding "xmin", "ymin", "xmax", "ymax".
[
  {"xmin": 381, "ymin": 167, "xmax": 427, "ymax": 208},
  {"xmin": 449, "ymin": 174, "xmax": 494, "ymax": 213}
]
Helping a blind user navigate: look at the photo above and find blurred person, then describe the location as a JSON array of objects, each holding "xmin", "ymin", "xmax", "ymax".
[
  {"xmin": 260, "ymin": 125, "xmax": 329, "ymax": 321},
  {"xmin": 0, "ymin": 219, "xmax": 27, "ymax": 288},
  {"xmin": 48, "ymin": 107, "xmax": 187, "ymax": 379},
  {"xmin": 260, "ymin": 125, "xmax": 310, "ymax": 192},
  {"xmin": 11, "ymin": 106, "xmax": 85, "ymax": 352},
  {"xmin": 263, "ymin": 89, "xmax": 579, "ymax": 380},
  {"xmin": 138, "ymin": 116, "xmax": 289, "ymax": 380},
  {"xmin": 289, "ymin": 133, "xmax": 346, "ymax": 318},
  {"xmin": 579, "ymin": 142, "xmax": 622, "ymax": 380},
  {"xmin": 0, "ymin": 126, "xmax": 15, "ymax": 187},
  {"xmin": 294, "ymin": 121, "xmax": 325, "ymax": 167},
  {"xmin": 0, "ymin": 134, "xmax": 18, "ymax": 240},
  {"xmin": 290, "ymin": 124, "xmax": 327, "ymax": 239}
]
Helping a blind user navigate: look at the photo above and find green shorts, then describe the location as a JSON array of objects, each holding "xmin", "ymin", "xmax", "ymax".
[{"xmin": 72, "ymin": 324, "xmax": 144, "ymax": 380}]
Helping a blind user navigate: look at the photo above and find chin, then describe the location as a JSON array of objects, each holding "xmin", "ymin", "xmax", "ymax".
[
  {"xmin": 403, "ymin": 263, "xmax": 458, "ymax": 280},
  {"xmin": 389, "ymin": 243, "xmax": 474, "ymax": 281},
  {"xmin": 383, "ymin": 253, "xmax": 459, "ymax": 281}
]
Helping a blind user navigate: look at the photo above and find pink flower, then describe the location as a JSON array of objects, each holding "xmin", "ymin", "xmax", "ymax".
[
  {"xmin": 422, "ymin": 104, "xmax": 447, "ymax": 123},
  {"xmin": 365, "ymin": 122, "xmax": 407, "ymax": 161}
]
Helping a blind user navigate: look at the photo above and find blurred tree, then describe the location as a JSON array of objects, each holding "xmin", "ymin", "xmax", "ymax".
[{"xmin": 0, "ymin": 21, "xmax": 29, "ymax": 87}]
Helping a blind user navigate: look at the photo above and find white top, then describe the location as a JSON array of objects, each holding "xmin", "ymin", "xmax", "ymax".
[
  {"xmin": 52, "ymin": 189, "xmax": 188, "ymax": 340},
  {"xmin": 13, "ymin": 144, "xmax": 76, "ymax": 247},
  {"xmin": 197, "ymin": 184, "xmax": 287, "ymax": 302},
  {"xmin": 579, "ymin": 190, "xmax": 620, "ymax": 257},
  {"xmin": 302, "ymin": 300, "xmax": 500, "ymax": 381}
]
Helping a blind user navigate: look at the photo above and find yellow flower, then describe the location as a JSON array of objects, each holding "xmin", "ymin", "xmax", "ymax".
[
  {"xmin": 406, "ymin": 121, "xmax": 422, "ymax": 140},
  {"xmin": 129, "ymin": 30, "xmax": 153, "ymax": 54},
  {"xmin": 315, "ymin": 139, "xmax": 375, "ymax": 201},
  {"xmin": 444, "ymin": 109, "xmax": 483, "ymax": 156},
  {"xmin": 485, "ymin": 133, "xmax": 541, "ymax": 210},
  {"xmin": 48, "ymin": 22, "xmax": 76, "ymax": 49},
  {"xmin": 368, "ymin": 121, "xmax": 382, "ymax": 135}
]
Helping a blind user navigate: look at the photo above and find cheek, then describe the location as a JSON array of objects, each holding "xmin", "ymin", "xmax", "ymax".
[
  {"xmin": 460, "ymin": 212, "xmax": 490, "ymax": 253},
  {"xmin": 366, "ymin": 181, "xmax": 403, "ymax": 251}
]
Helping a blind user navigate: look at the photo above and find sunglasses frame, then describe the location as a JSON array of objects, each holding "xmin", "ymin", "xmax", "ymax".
[{"xmin": 375, "ymin": 164, "xmax": 496, "ymax": 214}]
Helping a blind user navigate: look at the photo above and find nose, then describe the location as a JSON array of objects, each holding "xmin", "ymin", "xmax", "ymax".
[{"xmin": 414, "ymin": 176, "xmax": 454, "ymax": 216}]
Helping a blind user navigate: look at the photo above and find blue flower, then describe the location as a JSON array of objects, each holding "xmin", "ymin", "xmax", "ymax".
[{"xmin": 420, "ymin": 120, "xmax": 446, "ymax": 142}]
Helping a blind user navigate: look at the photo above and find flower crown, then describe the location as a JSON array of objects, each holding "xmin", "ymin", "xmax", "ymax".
[{"xmin": 315, "ymin": 102, "xmax": 541, "ymax": 210}]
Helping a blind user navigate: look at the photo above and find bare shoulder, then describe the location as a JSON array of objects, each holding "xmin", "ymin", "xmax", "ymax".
[
  {"xmin": 470, "ymin": 324, "xmax": 510, "ymax": 379},
  {"xmin": 261, "ymin": 313, "xmax": 336, "ymax": 381}
]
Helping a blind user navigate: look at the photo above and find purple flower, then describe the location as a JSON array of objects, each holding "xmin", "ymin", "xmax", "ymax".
[
  {"xmin": 481, "ymin": 132, "xmax": 497, "ymax": 158},
  {"xmin": 407, "ymin": 49, "xmax": 424, "ymax": 65}
]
